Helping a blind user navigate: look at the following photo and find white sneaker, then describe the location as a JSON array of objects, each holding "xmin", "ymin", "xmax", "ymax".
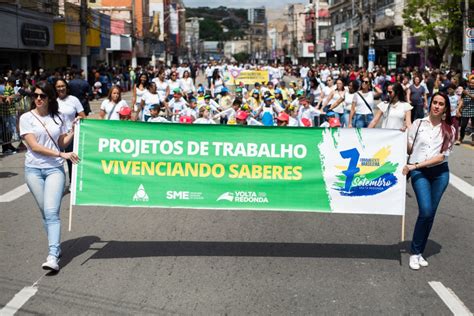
[
  {"xmin": 41, "ymin": 255, "xmax": 59, "ymax": 271},
  {"xmin": 409, "ymin": 255, "xmax": 420, "ymax": 270},
  {"xmin": 418, "ymin": 255, "xmax": 429, "ymax": 267}
]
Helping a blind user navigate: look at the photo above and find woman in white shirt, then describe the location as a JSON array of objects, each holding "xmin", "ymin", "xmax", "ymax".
[
  {"xmin": 167, "ymin": 72, "xmax": 181, "ymax": 98},
  {"xmin": 99, "ymin": 86, "xmax": 129, "ymax": 120},
  {"xmin": 368, "ymin": 82, "xmax": 412, "ymax": 130},
  {"xmin": 55, "ymin": 78, "xmax": 85, "ymax": 186},
  {"xmin": 402, "ymin": 92, "xmax": 455, "ymax": 271},
  {"xmin": 210, "ymin": 69, "xmax": 225, "ymax": 97},
  {"xmin": 131, "ymin": 73, "xmax": 149, "ymax": 120},
  {"xmin": 152, "ymin": 69, "xmax": 169, "ymax": 103},
  {"xmin": 179, "ymin": 70, "xmax": 195, "ymax": 96},
  {"xmin": 19, "ymin": 82, "xmax": 80, "ymax": 271},
  {"xmin": 324, "ymin": 79, "xmax": 346, "ymax": 125},
  {"xmin": 140, "ymin": 82, "xmax": 161, "ymax": 122},
  {"xmin": 348, "ymin": 76, "xmax": 382, "ymax": 128}
]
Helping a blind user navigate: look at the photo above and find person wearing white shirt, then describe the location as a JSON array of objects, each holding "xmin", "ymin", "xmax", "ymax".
[
  {"xmin": 402, "ymin": 93, "xmax": 455, "ymax": 271},
  {"xmin": 320, "ymin": 66, "xmax": 331, "ymax": 83},
  {"xmin": 300, "ymin": 65, "xmax": 309, "ymax": 79},
  {"xmin": 324, "ymin": 79, "xmax": 346, "ymax": 126},
  {"xmin": 167, "ymin": 91, "xmax": 188, "ymax": 122},
  {"xmin": 140, "ymin": 83, "xmax": 161, "ymax": 122},
  {"xmin": 148, "ymin": 104, "xmax": 170, "ymax": 123},
  {"xmin": 194, "ymin": 106, "xmax": 216, "ymax": 124},
  {"xmin": 152, "ymin": 70, "xmax": 169, "ymax": 103},
  {"xmin": 179, "ymin": 70, "xmax": 195, "ymax": 95},
  {"xmin": 348, "ymin": 76, "xmax": 382, "ymax": 128},
  {"xmin": 167, "ymin": 72, "xmax": 181, "ymax": 97},
  {"xmin": 369, "ymin": 82, "xmax": 412, "ymax": 130},
  {"xmin": 297, "ymin": 98, "xmax": 323, "ymax": 127},
  {"xmin": 55, "ymin": 78, "xmax": 85, "ymax": 185},
  {"xmin": 99, "ymin": 86, "xmax": 129, "ymax": 121}
]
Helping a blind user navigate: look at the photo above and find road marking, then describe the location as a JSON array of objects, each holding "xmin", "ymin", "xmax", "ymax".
[
  {"xmin": 429, "ymin": 281, "xmax": 473, "ymax": 316},
  {"xmin": 0, "ymin": 286, "xmax": 38, "ymax": 316},
  {"xmin": 450, "ymin": 173, "xmax": 474, "ymax": 199},
  {"xmin": 0, "ymin": 184, "xmax": 29, "ymax": 203}
]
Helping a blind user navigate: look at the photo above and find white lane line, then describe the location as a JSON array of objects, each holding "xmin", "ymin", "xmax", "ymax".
[
  {"xmin": 0, "ymin": 286, "xmax": 38, "ymax": 316},
  {"xmin": 0, "ymin": 184, "xmax": 29, "ymax": 203},
  {"xmin": 450, "ymin": 173, "xmax": 474, "ymax": 199},
  {"xmin": 429, "ymin": 281, "xmax": 473, "ymax": 316}
]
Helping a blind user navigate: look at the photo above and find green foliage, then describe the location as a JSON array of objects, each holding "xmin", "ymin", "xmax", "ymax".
[
  {"xmin": 402, "ymin": 0, "xmax": 463, "ymax": 65},
  {"xmin": 233, "ymin": 52, "xmax": 250, "ymax": 63},
  {"xmin": 199, "ymin": 18, "xmax": 224, "ymax": 41}
]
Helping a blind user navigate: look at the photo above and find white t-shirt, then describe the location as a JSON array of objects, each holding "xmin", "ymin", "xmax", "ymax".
[
  {"xmin": 57, "ymin": 95, "xmax": 84, "ymax": 130},
  {"xmin": 152, "ymin": 78, "xmax": 168, "ymax": 102},
  {"xmin": 141, "ymin": 92, "xmax": 161, "ymax": 118},
  {"xmin": 179, "ymin": 77, "xmax": 195, "ymax": 94},
  {"xmin": 167, "ymin": 79, "xmax": 180, "ymax": 92},
  {"xmin": 100, "ymin": 99, "xmax": 128, "ymax": 120},
  {"xmin": 344, "ymin": 92, "xmax": 355, "ymax": 111},
  {"xmin": 148, "ymin": 116, "xmax": 170, "ymax": 123},
  {"xmin": 330, "ymin": 90, "xmax": 346, "ymax": 114},
  {"xmin": 320, "ymin": 68, "xmax": 331, "ymax": 82},
  {"xmin": 300, "ymin": 66, "xmax": 309, "ymax": 79},
  {"xmin": 194, "ymin": 117, "xmax": 216, "ymax": 124},
  {"xmin": 353, "ymin": 91, "xmax": 375, "ymax": 115},
  {"xmin": 376, "ymin": 101, "xmax": 413, "ymax": 129},
  {"xmin": 19, "ymin": 111, "xmax": 68, "ymax": 168}
]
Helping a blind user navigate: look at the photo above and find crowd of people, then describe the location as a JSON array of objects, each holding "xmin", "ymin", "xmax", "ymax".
[{"xmin": 1, "ymin": 60, "xmax": 473, "ymax": 272}]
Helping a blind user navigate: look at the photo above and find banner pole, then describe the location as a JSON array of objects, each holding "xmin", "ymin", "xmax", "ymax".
[
  {"xmin": 401, "ymin": 215, "xmax": 405, "ymax": 242},
  {"xmin": 68, "ymin": 119, "xmax": 80, "ymax": 232}
]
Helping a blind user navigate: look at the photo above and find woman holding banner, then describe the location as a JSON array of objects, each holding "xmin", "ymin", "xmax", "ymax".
[
  {"xmin": 402, "ymin": 92, "xmax": 455, "ymax": 270},
  {"xmin": 19, "ymin": 82, "xmax": 80, "ymax": 271}
]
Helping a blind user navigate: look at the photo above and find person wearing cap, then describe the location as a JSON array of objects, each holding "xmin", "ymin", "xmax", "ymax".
[
  {"xmin": 167, "ymin": 88, "xmax": 188, "ymax": 122},
  {"xmin": 248, "ymin": 89, "xmax": 261, "ymax": 112},
  {"xmin": 276, "ymin": 111, "xmax": 289, "ymax": 126},
  {"xmin": 118, "ymin": 106, "xmax": 132, "ymax": 120},
  {"xmin": 139, "ymin": 82, "xmax": 161, "ymax": 122},
  {"xmin": 289, "ymin": 90, "xmax": 305, "ymax": 110},
  {"xmin": 179, "ymin": 96, "xmax": 199, "ymax": 120},
  {"xmin": 148, "ymin": 104, "xmax": 170, "ymax": 123},
  {"xmin": 198, "ymin": 93, "xmax": 219, "ymax": 114},
  {"xmin": 278, "ymin": 81, "xmax": 290, "ymax": 102},
  {"xmin": 235, "ymin": 110, "xmax": 263, "ymax": 126},
  {"xmin": 196, "ymin": 85, "xmax": 206, "ymax": 102},
  {"xmin": 218, "ymin": 87, "xmax": 233, "ymax": 118},
  {"xmin": 274, "ymin": 88, "xmax": 287, "ymax": 108},
  {"xmin": 256, "ymin": 95, "xmax": 283, "ymax": 126},
  {"xmin": 99, "ymin": 85, "xmax": 129, "ymax": 121}
]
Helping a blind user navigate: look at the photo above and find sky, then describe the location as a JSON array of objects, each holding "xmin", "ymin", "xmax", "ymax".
[{"xmin": 182, "ymin": 0, "xmax": 300, "ymax": 9}]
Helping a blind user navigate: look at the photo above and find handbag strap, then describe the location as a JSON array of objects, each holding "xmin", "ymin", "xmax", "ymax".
[
  {"xmin": 408, "ymin": 119, "xmax": 422, "ymax": 158},
  {"xmin": 31, "ymin": 111, "xmax": 61, "ymax": 151},
  {"xmin": 107, "ymin": 102, "xmax": 118, "ymax": 120},
  {"xmin": 356, "ymin": 92, "xmax": 373, "ymax": 114}
]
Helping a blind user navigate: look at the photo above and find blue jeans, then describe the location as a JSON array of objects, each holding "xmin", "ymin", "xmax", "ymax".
[
  {"xmin": 410, "ymin": 163, "xmax": 449, "ymax": 255},
  {"xmin": 354, "ymin": 113, "xmax": 373, "ymax": 128},
  {"xmin": 25, "ymin": 166, "xmax": 65, "ymax": 258}
]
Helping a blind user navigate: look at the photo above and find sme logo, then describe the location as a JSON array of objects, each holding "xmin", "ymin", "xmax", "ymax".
[{"xmin": 166, "ymin": 191, "xmax": 190, "ymax": 200}]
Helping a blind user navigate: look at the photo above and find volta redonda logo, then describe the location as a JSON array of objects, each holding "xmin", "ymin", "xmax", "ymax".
[
  {"xmin": 333, "ymin": 147, "xmax": 398, "ymax": 197},
  {"xmin": 217, "ymin": 191, "xmax": 269, "ymax": 203}
]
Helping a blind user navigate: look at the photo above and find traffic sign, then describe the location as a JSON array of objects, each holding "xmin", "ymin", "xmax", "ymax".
[{"xmin": 368, "ymin": 48, "xmax": 375, "ymax": 62}]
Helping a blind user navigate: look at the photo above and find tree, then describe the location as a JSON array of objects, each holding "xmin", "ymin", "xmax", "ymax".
[
  {"xmin": 199, "ymin": 18, "xmax": 224, "ymax": 41},
  {"xmin": 402, "ymin": 0, "xmax": 463, "ymax": 68},
  {"xmin": 233, "ymin": 52, "xmax": 250, "ymax": 64}
]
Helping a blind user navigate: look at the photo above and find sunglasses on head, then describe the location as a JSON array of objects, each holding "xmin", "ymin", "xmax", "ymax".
[{"xmin": 33, "ymin": 93, "xmax": 48, "ymax": 100}]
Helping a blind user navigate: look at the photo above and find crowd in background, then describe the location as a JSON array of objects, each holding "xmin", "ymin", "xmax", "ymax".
[{"xmin": 1, "ymin": 61, "xmax": 473, "ymax": 155}]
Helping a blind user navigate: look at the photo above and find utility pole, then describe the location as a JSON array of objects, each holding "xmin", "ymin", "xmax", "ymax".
[
  {"xmin": 367, "ymin": 0, "xmax": 374, "ymax": 71},
  {"xmin": 462, "ymin": 0, "xmax": 471, "ymax": 77},
  {"xmin": 80, "ymin": 0, "xmax": 88, "ymax": 80},
  {"xmin": 358, "ymin": 0, "xmax": 363, "ymax": 68},
  {"xmin": 314, "ymin": 0, "xmax": 319, "ymax": 64},
  {"xmin": 131, "ymin": 0, "xmax": 137, "ymax": 68}
]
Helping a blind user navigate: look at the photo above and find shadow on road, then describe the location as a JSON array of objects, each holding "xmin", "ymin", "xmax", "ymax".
[{"xmin": 82, "ymin": 240, "xmax": 440, "ymax": 262}]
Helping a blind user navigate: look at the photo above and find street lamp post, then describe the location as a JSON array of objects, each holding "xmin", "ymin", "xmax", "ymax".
[{"xmin": 313, "ymin": 0, "xmax": 319, "ymax": 64}]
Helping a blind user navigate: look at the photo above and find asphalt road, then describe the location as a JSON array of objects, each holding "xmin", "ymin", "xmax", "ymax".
[{"xmin": 1, "ymin": 76, "xmax": 473, "ymax": 315}]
